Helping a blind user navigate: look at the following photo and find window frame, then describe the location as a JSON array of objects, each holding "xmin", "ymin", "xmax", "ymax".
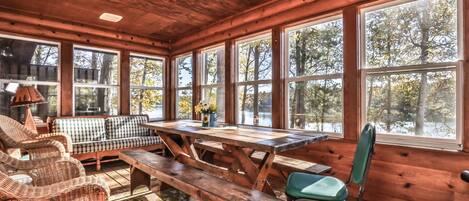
[
  {"xmin": 72, "ymin": 45, "xmax": 120, "ymax": 116},
  {"xmin": 359, "ymin": 0, "xmax": 464, "ymax": 151},
  {"xmin": 0, "ymin": 33, "xmax": 61, "ymax": 118},
  {"xmin": 283, "ymin": 14, "xmax": 345, "ymax": 137},
  {"xmin": 234, "ymin": 31, "xmax": 273, "ymax": 127},
  {"xmin": 174, "ymin": 52, "xmax": 193, "ymax": 120},
  {"xmin": 129, "ymin": 52, "xmax": 165, "ymax": 121},
  {"xmin": 199, "ymin": 44, "xmax": 225, "ymax": 122}
]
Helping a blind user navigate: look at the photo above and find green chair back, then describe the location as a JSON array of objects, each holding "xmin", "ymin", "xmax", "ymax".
[{"xmin": 350, "ymin": 123, "xmax": 376, "ymax": 185}]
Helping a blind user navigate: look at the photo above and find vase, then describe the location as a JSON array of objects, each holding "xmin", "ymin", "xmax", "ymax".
[
  {"xmin": 201, "ymin": 113, "xmax": 209, "ymax": 127},
  {"xmin": 209, "ymin": 113, "xmax": 217, "ymax": 127}
]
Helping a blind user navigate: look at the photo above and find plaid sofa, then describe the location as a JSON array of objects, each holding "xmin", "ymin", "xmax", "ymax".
[{"xmin": 52, "ymin": 115, "xmax": 161, "ymax": 156}]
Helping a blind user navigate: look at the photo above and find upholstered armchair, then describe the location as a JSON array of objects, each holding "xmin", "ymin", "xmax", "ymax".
[
  {"xmin": 0, "ymin": 151, "xmax": 110, "ymax": 200},
  {"xmin": 0, "ymin": 115, "xmax": 72, "ymax": 159}
]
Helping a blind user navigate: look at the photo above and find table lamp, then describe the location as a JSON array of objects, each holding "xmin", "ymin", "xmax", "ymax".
[{"xmin": 10, "ymin": 86, "xmax": 47, "ymax": 133}]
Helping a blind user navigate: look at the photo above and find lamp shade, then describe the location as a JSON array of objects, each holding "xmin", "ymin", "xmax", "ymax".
[{"xmin": 10, "ymin": 86, "xmax": 47, "ymax": 107}]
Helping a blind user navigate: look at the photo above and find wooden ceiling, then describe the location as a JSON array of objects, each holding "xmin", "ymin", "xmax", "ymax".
[{"xmin": 0, "ymin": 0, "xmax": 272, "ymax": 41}]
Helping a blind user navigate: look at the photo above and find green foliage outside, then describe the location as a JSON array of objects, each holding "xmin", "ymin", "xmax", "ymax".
[
  {"xmin": 130, "ymin": 56, "xmax": 164, "ymax": 119},
  {"xmin": 364, "ymin": 0, "xmax": 457, "ymax": 138}
]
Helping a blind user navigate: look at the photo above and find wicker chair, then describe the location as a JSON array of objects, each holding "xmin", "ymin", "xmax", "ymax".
[
  {"xmin": 0, "ymin": 151, "xmax": 110, "ymax": 200},
  {"xmin": 0, "ymin": 115, "xmax": 72, "ymax": 159}
]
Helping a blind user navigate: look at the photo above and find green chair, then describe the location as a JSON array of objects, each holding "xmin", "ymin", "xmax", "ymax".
[{"xmin": 285, "ymin": 123, "xmax": 376, "ymax": 201}]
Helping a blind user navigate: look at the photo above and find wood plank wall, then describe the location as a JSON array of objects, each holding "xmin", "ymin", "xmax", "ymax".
[{"xmin": 171, "ymin": 0, "xmax": 469, "ymax": 200}]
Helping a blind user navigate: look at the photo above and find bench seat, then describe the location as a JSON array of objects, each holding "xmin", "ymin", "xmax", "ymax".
[
  {"xmin": 120, "ymin": 150, "xmax": 280, "ymax": 201},
  {"xmin": 73, "ymin": 136, "xmax": 161, "ymax": 154},
  {"xmin": 194, "ymin": 140, "xmax": 331, "ymax": 176}
]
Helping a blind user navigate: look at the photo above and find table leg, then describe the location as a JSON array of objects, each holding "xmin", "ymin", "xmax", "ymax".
[
  {"xmin": 253, "ymin": 152, "xmax": 275, "ymax": 191},
  {"xmin": 159, "ymin": 134, "xmax": 190, "ymax": 159},
  {"xmin": 224, "ymin": 145, "xmax": 276, "ymax": 196},
  {"xmin": 130, "ymin": 166, "xmax": 150, "ymax": 195},
  {"xmin": 181, "ymin": 136, "xmax": 199, "ymax": 160}
]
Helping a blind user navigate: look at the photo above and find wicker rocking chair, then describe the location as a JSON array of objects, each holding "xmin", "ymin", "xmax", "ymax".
[
  {"xmin": 0, "ymin": 115, "xmax": 72, "ymax": 159},
  {"xmin": 0, "ymin": 151, "xmax": 109, "ymax": 200}
]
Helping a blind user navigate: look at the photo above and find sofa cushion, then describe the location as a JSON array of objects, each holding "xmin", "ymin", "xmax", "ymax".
[
  {"xmin": 72, "ymin": 136, "xmax": 161, "ymax": 154},
  {"xmin": 53, "ymin": 118, "xmax": 106, "ymax": 143},
  {"xmin": 105, "ymin": 115, "xmax": 150, "ymax": 139}
]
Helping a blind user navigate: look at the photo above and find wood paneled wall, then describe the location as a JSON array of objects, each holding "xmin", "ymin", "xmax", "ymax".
[{"xmin": 171, "ymin": 0, "xmax": 469, "ymax": 200}]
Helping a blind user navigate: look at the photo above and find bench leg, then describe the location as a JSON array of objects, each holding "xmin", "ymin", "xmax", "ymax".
[
  {"xmin": 96, "ymin": 153, "xmax": 101, "ymax": 171},
  {"xmin": 130, "ymin": 166, "xmax": 151, "ymax": 195}
]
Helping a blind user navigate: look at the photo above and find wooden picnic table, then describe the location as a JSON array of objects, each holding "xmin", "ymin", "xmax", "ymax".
[{"xmin": 140, "ymin": 120, "xmax": 328, "ymax": 197}]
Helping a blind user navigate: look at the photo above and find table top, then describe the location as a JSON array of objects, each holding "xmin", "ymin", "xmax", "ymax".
[{"xmin": 141, "ymin": 120, "xmax": 328, "ymax": 153}]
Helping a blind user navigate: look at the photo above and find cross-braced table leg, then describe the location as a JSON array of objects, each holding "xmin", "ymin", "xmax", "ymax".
[
  {"xmin": 158, "ymin": 133, "xmax": 277, "ymax": 197},
  {"xmin": 223, "ymin": 144, "xmax": 276, "ymax": 196}
]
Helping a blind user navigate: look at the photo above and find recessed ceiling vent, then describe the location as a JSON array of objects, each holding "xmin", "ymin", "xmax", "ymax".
[{"xmin": 99, "ymin": 13, "xmax": 123, "ymax": 22}]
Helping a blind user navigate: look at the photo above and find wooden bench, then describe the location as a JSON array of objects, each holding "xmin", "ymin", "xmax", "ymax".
[
  {"xmin": 119, "ymin": 149, "xmax": 281, "ymax": 201},
  {"xmin": 194, "ymin": 140, "xmax": 331, "ymax": 180}
]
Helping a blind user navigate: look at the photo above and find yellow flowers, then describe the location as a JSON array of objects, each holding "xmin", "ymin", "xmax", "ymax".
[{"xmin": 194, "ymin": 100, "xmax": 216, "ymax": 114}]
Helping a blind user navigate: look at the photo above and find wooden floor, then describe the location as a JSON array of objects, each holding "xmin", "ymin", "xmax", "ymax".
[{"xmin": 86, "ymin": 160, "xmax": 288, "ymax": 201}]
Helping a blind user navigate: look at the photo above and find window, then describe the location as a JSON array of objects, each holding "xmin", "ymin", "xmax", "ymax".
[
  {"xmin": 130, "ymin": 54, "xmax": 164, "ymax": 120},
  {"xmin": 361, "ymin": 0, "xmax": 461, "ymax": 149},
  {"xmin": 236, "ymin": 33, "xmax": 272, "ymax": 127},
  {"xmin": 286, "ymin": 16, "xmax": 344, "ymax": 136},
  {"xmin": 0, "ymin": 35, "xmax": 59, "ymax": 122},
  {"xmin": 73, "ymin": 46, "xmax": 119, "ymax": 116},
  {"xmin": 175, "ymin": 54, "xmax": 193, "ymax": 119},
  {"xmin": 200, "ymin": 45, "xmax": 225, "ymax": 122}
]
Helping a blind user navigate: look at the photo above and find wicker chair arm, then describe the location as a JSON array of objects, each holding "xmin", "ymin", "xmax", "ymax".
[
  {"xmin": 20, "ymin": 139, "xmax": 66, "ymax": 159},
  {"xmin": 37, "ymin": 132, "xmax": 73, "ymax": 153},
  {"xmin": 29, "ymin": 157, "xmax": 86, "ymax": 186},
  {"xmin": 0, "ymin": 175, "xmax": 110, "ymax": 200}
]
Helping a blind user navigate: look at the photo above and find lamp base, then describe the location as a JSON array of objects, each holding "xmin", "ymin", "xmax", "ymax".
[{"xmin": 24, "ymin": 106, "xmax": 37, "ymax": 134}]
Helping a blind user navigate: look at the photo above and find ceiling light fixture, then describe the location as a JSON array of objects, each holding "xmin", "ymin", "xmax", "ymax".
[{"xmin": 99, "ymin": 13, "xmax": 123, "ymax": 22}]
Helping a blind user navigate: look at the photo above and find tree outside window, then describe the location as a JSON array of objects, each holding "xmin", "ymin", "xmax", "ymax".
[
  {"xmin": 236, "ymin": 34, "xmax": 272, "ymax": 127},
  {"xmin": 73, "ymin": 47, "xmax": 119, "ymax": 116},
  {"xmin": 287, "ymin": 17, "xmax": 344, "ymax": 135},
  {"xmin": 130, "ymin": 55, "xmax": 164, "ymax": 120},
  {"xmin": 176, "ymin": 54, "xmax": 193, "ymax": 119},
  {"xmin": 0, "ymin": 36, "xmax": 59, "ymax": 122},
  {"xmin": 362, "ymin": 0, "xmax": 460, "ymax": 143},
  {"xmin": 200, "ymin": 46, "xmax": 225, "ymax": 122}
]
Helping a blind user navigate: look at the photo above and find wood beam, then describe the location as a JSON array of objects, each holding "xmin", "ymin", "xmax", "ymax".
[
  {"xmin": 60, "ymin": 42, "xmax": 73, "ymax": 116},
  {"xmin": 0, "ymin": 8, "xmax": 169, "ymax": 49},
  {"xmin": 192, "ymin": 50, "xmax": 200, "ymax": 120},
  {"xmin": 173, "ymin": 0, "xmax": 318, "ymax": 48},
  {"xmin": 172, "ymin": 0, "xmax": 363, "ymax": 55},
  {"xmin": 463, "ymin": 0, "xmax": 469, "ymax": 152},
  {"xmin": 165, "ymin": 56, "xmax": 174, "ymax": 120},
  {"xmin": 342, "ymin": 6, "xmax": 360, "ymax": 141},
  {"xmin": 224, "ymin": 39, "xmax": 236, "ymax": 124},
  {"xmin": 120, "ymin": 50, "xmax": 130, "ymax": 115},
  {"xmin": 0, "ymin": 19, "xmax": 169, "ymax": 56},
  {"xmin": 271, "ymin": 26, "xmax": 285, "ymax": 129}
]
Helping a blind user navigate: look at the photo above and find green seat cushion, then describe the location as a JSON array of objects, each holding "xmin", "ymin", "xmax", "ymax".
[{"xmin": 286, "ymin": 172, "xmax": 348, "ymax": 201}]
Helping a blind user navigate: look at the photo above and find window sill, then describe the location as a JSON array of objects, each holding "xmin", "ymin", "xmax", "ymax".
[{"xmin": 376, "ymin": 134, "xmax": 462, "ymax": 152}]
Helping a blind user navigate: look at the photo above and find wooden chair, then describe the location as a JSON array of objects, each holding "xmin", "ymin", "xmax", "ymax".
[
  {"xmin": 285, "ymin": 123, "xmax": 376, "ymax": 201},
  {"xmin": 0, "ymin": 150, "xmax": 110, "ymax": 200},
  {"xmin": 0, "ymin": 115, "xmax": 72, "ymax": 159}
]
